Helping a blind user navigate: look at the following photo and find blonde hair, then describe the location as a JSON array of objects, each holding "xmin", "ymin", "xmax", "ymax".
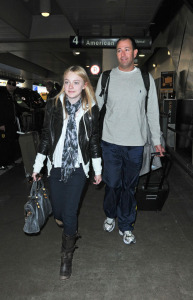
[{"xmin": 55, "ymin": 65, "xmax": 97, "ymax": 114}]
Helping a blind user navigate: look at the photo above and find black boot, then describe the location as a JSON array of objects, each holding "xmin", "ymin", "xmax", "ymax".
[{"xmin": 60, "ymin": 233, "xmax": 78, "ymax": 280}]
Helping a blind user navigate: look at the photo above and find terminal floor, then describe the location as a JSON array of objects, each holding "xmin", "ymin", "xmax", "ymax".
[{"xmin": 0, "ymin": 161, "xmax": 193, "ymax": 300}]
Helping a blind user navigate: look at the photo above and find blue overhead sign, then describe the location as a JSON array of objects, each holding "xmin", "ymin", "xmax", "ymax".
[{"xmin": 70, "ymin": 36, "xmax": 152, "ymax": 49}]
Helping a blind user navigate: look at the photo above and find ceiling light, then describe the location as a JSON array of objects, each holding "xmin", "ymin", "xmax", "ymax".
[
  {"xmin": 41, "ymin": 12, "xmax": 50, "ymax": 17},
  {"xmin": 40, "ymin": 0, "xmax": 51, "ymax": 17},
  {"xmin": 139, "ymin": 54, "xmax": 145, "ymax": 57},
  {"xmin": 73, "ymin": 50, "xmax": 80, "ymax": 56},
  {"xmin": 153, "ymin": 64, "xmax": 157, "ymax": 68}
]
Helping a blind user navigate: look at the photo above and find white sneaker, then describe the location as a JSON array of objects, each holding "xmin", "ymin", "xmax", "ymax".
[
  {"xmin": 119, "ymin": 230, "xmax": 136, "ymax": 245},
  {"xmin": 103, "ymin": 218, "xmax": 115, "ymax": 232}
]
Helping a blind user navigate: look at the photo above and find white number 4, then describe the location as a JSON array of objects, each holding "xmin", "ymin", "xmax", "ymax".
[{"xmin": 72, "ymin": 36, "xmax": 79, "ymax": 45}]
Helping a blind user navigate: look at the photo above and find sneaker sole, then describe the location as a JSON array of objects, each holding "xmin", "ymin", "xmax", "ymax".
[
  {"xmin": 60, "ymin": 275, "xmax": 70, "ymax": 280},
  {"xmin": 103, "ymin": 220, "xmax": 115, "ymax": 232},
  {"xmin": 119, "ymin": 230, "xmax": 136, "ymax": 244},
  {"xmin": 123, "ymin": 239, "xmax": 136, "ymax": 245}
]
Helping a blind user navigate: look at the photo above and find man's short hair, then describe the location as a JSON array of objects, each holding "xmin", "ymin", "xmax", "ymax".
[
  {"xmin": 116, "ymin": 36, "xmax": 137, "ymax": 50},
  {"xmin": 7, "ymin": 79, "xmax": 16, "ymax": 86}
]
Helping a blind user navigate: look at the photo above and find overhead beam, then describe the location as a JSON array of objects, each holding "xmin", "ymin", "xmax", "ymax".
[
  {"xmin": 0, "ymin": 0, "xmax": 32, "ymax": 38},
  {"xmin": 0, "ymin": 40, "xmax": 70, "ymax": 52},
  {"xmin": 0, "ymin": 53, "xmax": 56, "ymax": 79}
]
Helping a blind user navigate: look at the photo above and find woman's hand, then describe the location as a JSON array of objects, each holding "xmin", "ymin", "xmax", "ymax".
[
  {"xmin": 93, "ymin": 175, "xmax": 102, "ymax": 185},
  {"xmin": 32, "ymin": 172, "xmax": 41, "ymax": 181}
]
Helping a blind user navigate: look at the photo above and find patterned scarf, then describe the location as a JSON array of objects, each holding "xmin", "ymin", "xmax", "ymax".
[{"xmin": 61, "ymin": 98, "xmax": 82, "ymax": 182}]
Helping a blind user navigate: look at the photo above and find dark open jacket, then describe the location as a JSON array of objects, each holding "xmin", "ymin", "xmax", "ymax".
[{"xmin": 38, "ymin": 98, "xmax": 101, "ymax": 165}]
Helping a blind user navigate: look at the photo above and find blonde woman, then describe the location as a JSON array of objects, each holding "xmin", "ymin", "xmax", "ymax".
[{"xmin": 32, "ymin": 66, "xmax": 102, "ymax": 280}]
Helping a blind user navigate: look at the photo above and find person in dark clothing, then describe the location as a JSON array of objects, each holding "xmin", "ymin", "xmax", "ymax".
[
  {"xmin": 0, "ymin": 79, "xmax": 21, "ymax": 168},
  {"xmin": 54, "ymin": 82, "xmax": 62, "ymax": 93},
  {"xmin": 46, "ymin": 81, "xmax": 58, "ymax": 100}
]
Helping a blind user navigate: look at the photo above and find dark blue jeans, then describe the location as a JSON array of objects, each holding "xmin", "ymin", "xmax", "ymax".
[
  {"xmin": 101, "ymin": 141, "xmax": 144, "ymax": 232},
  {"xmin": 49, "ymin": 166, "xmax": 87, "ymax": 236}
]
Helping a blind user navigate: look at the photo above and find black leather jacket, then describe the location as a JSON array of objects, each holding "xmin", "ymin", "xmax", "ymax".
[{"xmin": 38, "ymin": 98, "xmax": 101, "ymax": 165}]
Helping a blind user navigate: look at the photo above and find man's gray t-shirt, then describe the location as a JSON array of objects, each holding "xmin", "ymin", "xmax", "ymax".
[{"xmin": 95, "ymin": 67, "xmax": 161, "ymax": 147}]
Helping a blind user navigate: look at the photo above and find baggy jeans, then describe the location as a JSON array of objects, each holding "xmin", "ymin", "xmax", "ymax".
[{"xmin": 101, "ymin": 141, "xmax": 143, "ymax": 232}]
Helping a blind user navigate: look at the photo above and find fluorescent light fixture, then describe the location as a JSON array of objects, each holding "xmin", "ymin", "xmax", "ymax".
[{"xmin": 139, "ymin": 54, "xmax": 145, "ymax": 57}]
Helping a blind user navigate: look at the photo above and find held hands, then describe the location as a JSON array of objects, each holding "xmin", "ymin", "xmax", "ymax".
[
  {"xmin": 93, "ymin": 175, "xmax": 102, "ymax": 185},
  {"xmin": 32, "ymin": 172, "xmax": 41, "ymax": 181},
  {"xmin": 0, "ymin": 125, "xmax": 5, "ymax": 131},
  {"xmin": 154, "ymin": 144, "xmax": 165, "ymax": 157}
]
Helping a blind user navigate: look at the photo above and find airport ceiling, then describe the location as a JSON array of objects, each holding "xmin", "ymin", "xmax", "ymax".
[{"xmin": 0, "ymin": 0, "xmax": 185, "ymax": 84}]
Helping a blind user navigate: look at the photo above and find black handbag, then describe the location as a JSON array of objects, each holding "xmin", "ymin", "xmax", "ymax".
[{"xmin": 23, "ymin": 179, "xmax": 52, "ymax": 234}]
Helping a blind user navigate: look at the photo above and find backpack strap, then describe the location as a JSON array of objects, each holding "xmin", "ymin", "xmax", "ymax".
[
  {"xmin": 99, "ymin": 69, "xmax": 150, "ymax": 109},
  {"xmin": 141, "ymin": 70, "xmax": 150, "ymax": 113},
  {"xmin": 99, "ymin": 70, "xmax": 111, "ymax": 105}
]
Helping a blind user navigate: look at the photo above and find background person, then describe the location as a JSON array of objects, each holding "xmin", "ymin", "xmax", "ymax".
[
  {"xmin": 45, "ymin": 81, "xmax": 58, "ymax": 100},
  {"xmin": 54, "ymin": 82, "xmax": 62, "ymax": 93},
  {"xmin": 95, "ymin": 37, "xmax": 165, "ymax": 245},
  {"xmin": 0, "ymin": 79, "xmax": 26, "ymax": 168},
  {"xmin": 32, "ymin": 66, "xmax": 102, "ymax": 280}
]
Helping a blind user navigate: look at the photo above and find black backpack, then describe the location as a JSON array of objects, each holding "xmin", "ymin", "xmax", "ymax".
[{"xmin": 98, "ymin": 69, "xmax": 150, "ymax": 136}]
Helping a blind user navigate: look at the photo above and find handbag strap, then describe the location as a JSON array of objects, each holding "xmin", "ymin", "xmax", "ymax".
[{"xmin": 30, "ymin": 179, "xmax": 45, "ymax": 197}]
